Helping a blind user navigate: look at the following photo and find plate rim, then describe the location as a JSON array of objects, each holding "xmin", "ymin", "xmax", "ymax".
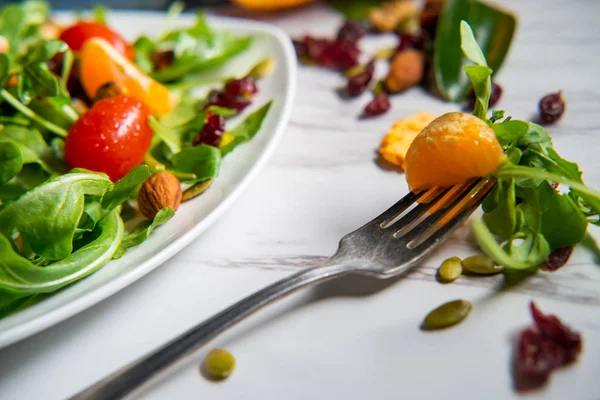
[{"xmin": 0, "ymin": 12, "xmax": 297, "ymax": 349}]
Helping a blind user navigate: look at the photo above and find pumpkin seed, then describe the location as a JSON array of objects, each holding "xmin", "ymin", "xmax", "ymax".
[
  {"xmin": 182, "ymin": 179, "xmax": 213, "ymax": 202},
  {"xmin": 437, "ymin": 256, "xmax": 462, "ymax": 283},
  {"xmin": 247, "ymin": 57, "xmax": 275, "ymax": 80},
  {"xmin": 344, "ymin": 64, "xmax": 366, "ymax": 78},
  {"xmin": 373, "ymin": 46, "xmax": 396, "ymax": 60},
  {"xmin": 372, "ymin": 80, "xmax": 387, "ymax": 95},
  {"xmin": 202, "ymin": 348, "xmax": 236, "ymax": 380},
  {"xmin": 421, "ymin": 299, "xmax": 472, "ymax": 330},
  {"xmin": 461, "ymin": 255, "xmax": 503, "ymax": 275}
]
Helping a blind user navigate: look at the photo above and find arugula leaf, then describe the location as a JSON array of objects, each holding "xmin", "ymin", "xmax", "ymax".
[
  {"xmin": 149, "ymin": 116, "xmax": 181, "ymax": 154},
  {"xmin": 151, "ymin": 13, "xmax": 251, "ymax": 83},
  {"xmin": 220, "ymin": 101, "xmax": 272, "ymax": 156},
  {"xmin": 101, "ymin": 165, "xmax": 152, "ymax": 213},
  {"xmin": 0, "ymin": 141, "xmax": 22, "ymax": 187},
  {"xmin": 460, "ymin": 22, "xmax": 492, "ymax": 119},
  {"xmin": 0, "ymin": 209, "xmax": 123, "ymax": 305},
  {"xmin": 0, "ymin": 54, "xmax": 9, "ymax": 88},
  {"xmin": 113, "ymin": 207, "xmax": 174, "ymax": 259},
  {"xmin": 434, "ymin": 0, "xmax": 516, "ymax": 102},
  {"xmin": 171, "ymin": 145, "xmax": 221, "ymax": 183},
  {"xmin": 133, "ymin": 36, "xmax": 155, "ymax": 75},
  {"xmin": 0, "ymin": 172, "xmax": 112, "ymax": 260},
  {"xmin": 481, "ymin": 178, "xmax": 516, "ymax": 240},
  {"xmin": 491, "ymin": 120, "xmax": 529, "ymax": 146}
]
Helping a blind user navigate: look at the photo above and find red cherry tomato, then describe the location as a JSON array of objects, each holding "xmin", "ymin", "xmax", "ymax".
[
  {"xmin": 59, "ymin": 21, "xmax": 135, "ymax": 61},
  {"xmin": 65, "ymin": 96, "xmax": 153, "ymax": 181}
]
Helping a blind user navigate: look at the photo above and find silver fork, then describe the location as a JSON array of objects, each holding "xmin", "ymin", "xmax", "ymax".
[{"xmin": 70, "ymin": 178, "xmax": 496, "ymax": 400}]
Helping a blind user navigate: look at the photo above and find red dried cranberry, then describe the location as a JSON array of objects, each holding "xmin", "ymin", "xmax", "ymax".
[
  {"xmin": 551, "ymin": 181, "xmax": 559, "ymax": 189},
  {"xmin": 363, "ymin": 93, "xmax": 391, "ymax": 117},
  {"xmin": 539, "ymin": 91, "xmax": 566, "ymax": 124},
  {"xmin": 396, "ymin": 32, "xmax": 428, "ymax": 52},
  {"xmin": 204, "ymin": 90, "xmax": 250, "ymax": 113},
  {"xmin": 337, "ymin": 20, "xmax": 367, "ymax": 42},
  {"xmin": 224, "ymin": 77, "xmax": 258, "ymax": 98},
  {"xmin": 346, "ymin": 60, "xmax": 375, "ymax": 97},
  {"xmin": 530, "ymin": 302, "xmax": 582, "ymax": 360},
  {"xmin": 515, "ymin": 301, "xmax": 583, "ymax": 389},
  {"xmin": 543, "ymin": 246, "xmax": 574, "ymax": 272},
  {"xmin": 468, "ymin": 82, "xmax": 503, "ymax": 110},
  {"xmin": 518, "ymin": 327, "xmax": 563, "ymax": 379},
  {"xmin": 293, "ymin": 35, "xmax": 360, "ymax": 71},
  {"xmin": 193, "ymin": 112, "xmax": 225, "ymax": 147}
]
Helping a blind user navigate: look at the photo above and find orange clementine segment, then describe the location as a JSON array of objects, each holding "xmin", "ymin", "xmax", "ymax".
[
  {"xmin": 231, "ymin": 0, "xmax": 314, "ymax": 11},
  {"xmin": 379, "ymin": 112, "xmax": 436, "ymax": 169},
  {"xmin": 80, "ymin": 38, "xmax": 178, "ymax": 116},
  {"xmin": 404, "ymin": 112, "xmax": 505, "ymax": 191}
]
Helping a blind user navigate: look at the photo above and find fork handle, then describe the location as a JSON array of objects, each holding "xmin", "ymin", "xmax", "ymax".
[{"xmin": 69, "ymin": 261, "xmax": 351, "ymax": 400}]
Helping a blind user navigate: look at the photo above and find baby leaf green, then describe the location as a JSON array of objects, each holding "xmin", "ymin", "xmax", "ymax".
[
  {"xmin": 220, "ymin": 101, "xmax": 272, "ymax": 156},
  {"xmin": 113, "ymin": 207, "xmax": 175, "ymax": 259},
  {"xmin": 171, "ymin": 145, "xmax": 221, "ymax": 183},
  {"xmin": 0, "ymin": 172, "xmax": 112, "ymax": 260},
  {"xmin": 0, "ymin": 141, "xmax": 22, "ymax": 187}
]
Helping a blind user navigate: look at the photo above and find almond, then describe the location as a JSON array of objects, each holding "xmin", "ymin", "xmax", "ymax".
[
  {"xmin": 385, "ymin": 49, "xmax": 424, "ymax": 93},
  {"xmin": 137, "ymin": 172, "xmax": 182, "ymax": 219}
]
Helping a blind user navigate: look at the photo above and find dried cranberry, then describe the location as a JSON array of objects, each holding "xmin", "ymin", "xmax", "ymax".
[
  {"xmin": 515, "ymin": 301, "xmax": 583, "ymax": 390},
  {"xmin": 539, "ymin": 91, "xmax": 566, "ymax": 124},
  {"xmin": 193, "ymin": 112, "xmax": 225, "ymax": 147},
  {"xmin": 518, "ymin": 327, "xmax": 562, "ymax": 379},
  {"xmin": 346, "ymin": 60, "xmax": 375, "ymax": 97},
  {"xmin": 543, "ymin": 246, "xmax": 574, "ymax": 272},
  {"xmin": 224, "ymin": 77, "xmax": 258, "ymax": 98},
  {"xmin": 396, "ymin": 32, "xmax": 428, "ymax": 52},
  {"xmin": 293, "ymin": 35, "xmax": 360, "ymax": 71},
  {"xmin": 363, "ymin": 93, "xmax": 391, "ymax": 117},
  {"xmin": 337, "ymin": 20, "xmax": 367, "ymax": 42},
  {"xmin": 468, "ymin": 82, "xmax": 503, "ymax": 110}
]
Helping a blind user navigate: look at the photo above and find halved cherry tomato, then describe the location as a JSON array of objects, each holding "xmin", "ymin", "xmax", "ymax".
[
  {"xmin": 65, "ymin": 96, "xmax": 152, "ymax": 181},
  {"xmin": 59, "ymin": 21, "xmax": 135, "ymax": 61}
]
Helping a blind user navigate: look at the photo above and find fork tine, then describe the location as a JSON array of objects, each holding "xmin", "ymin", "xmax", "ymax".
[
  {"xmin": 405, "ymin": 178, "xmax": 496, "ymax": 249},
  {"xmin": 379, "ymin": 186, "xmax": 454, "ymax": 229}
]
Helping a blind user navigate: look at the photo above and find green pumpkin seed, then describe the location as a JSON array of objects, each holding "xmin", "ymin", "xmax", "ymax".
[
  {"xmin": 437, "ymin": 257, "xmax": 462, "ymax": 283},
  {"xmin": 373, "ymin": 46, "xmax": 396, "ymax": 60},
  {"xmin": 344, "ymin": 64, "xmax": 366, "ymax": 78},
  {"xmin": 247, "ymin": 57, "xmax": 275, "ymax": 80},
  {"xmin": 182, "ymin": 179, "xmax": 213, "ymax": 202},
  {"xmin": 372, "ymin": 80, "xmax": 387, "ymax": 95},
  {"xmin": 461, "ymin": 255, "xmax": 503, "ymax": 275},
  {"xmin": 202, "ymin": 348, "xmax": 236, "ymax": 380},
  {"xmin": 421, "ymin": 299, "xmax": 472, "ymax": 330}
]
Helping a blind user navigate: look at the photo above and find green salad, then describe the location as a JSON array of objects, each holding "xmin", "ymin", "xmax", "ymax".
[{"xmin": 0, "ymin": 1, "xmax": 273, "ymax": 317}]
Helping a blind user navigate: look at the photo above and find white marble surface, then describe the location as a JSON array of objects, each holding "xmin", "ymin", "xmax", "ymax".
[{"xmin": 2, "ymin": 0, "xmax": 600, "ymax": 399}]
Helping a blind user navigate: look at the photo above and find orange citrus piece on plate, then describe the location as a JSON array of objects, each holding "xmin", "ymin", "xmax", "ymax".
[
  {"xmin": 231, "ymin": 0, "xmax": 314, "ymax": 11},
  {"xmin": 379, "ymin": 112, "xmax": 437, "ymax": 169},
  {"xmin": 80, "ymin": 38, "xmax": 178, "ymax": 116},
  {"xmin": 404, "ymin": 112, "xmax": 505, "ymax": 191}
]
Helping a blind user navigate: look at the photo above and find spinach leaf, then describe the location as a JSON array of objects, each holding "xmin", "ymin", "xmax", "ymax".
[
  {"xmin": 171, "ymin": 145, "xmax": 221, "ymax": 183},
  {"xmin": 113, "ymin": 207, "xmax": 174, "ymax": 259},
  {"xmin": 0, "ymin": 172, "xmax": 112, "ymax": 260},
  {"xmin": 0, "ymin": 141, "xmax": 22, "ymax": 187},
  {"xmin": 220, "ymin": 101, "xmax": 272, "ymax": 156},
  {"xmin": 0, "ymin": 210, "xmax": 123, "ymax": 305},
  {"xmin": 434, "ymin": 0, "xmax": 517, "ymax": 102},
  {"xmin": 481, "ymin": 178, "xmax": 516, "ymax": 240},
  {"xmin": 101, "ymin": 165, "xmax": 152, "ymax": 212}
]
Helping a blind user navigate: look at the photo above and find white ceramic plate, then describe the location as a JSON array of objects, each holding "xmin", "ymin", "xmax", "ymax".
[{"xmin": 0, "ymin": 12, "xmax": 297, "ymax": 349}]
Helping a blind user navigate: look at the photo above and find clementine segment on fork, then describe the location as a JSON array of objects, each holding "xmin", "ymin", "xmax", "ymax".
[
  {"xmin": 404, "ymin": 112, "xmax": 504, "ymax": 191},
  {"xmin": 79, "ymin": 38, "xmax": 178, "ymax": 116}
]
